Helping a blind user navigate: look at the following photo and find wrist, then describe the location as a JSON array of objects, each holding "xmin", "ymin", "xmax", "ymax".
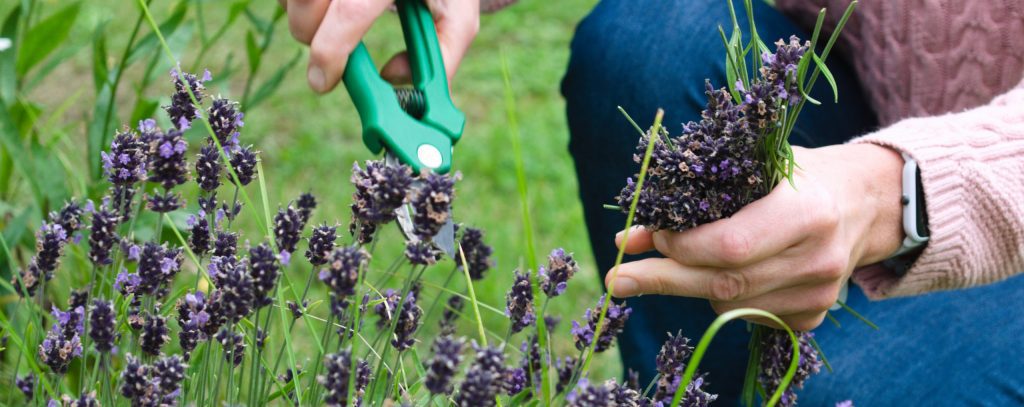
[{"xmin": 847, "ymin": 144, "xmax": 905, "ymax": 265}]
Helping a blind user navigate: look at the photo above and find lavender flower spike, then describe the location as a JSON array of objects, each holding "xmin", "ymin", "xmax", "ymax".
[
  {"xmin": 456, "ymin": 227, "xmax": 494, "ymax": 280},
  {"xmin": 571, "ymin": 295, "xmax": 632, "ymax": 352},
  {"xmin": 540, "ymin": 248, "xmax": 578, "ymax": 297},
  {"xmin": 319, "ymin": 349, "xmax": 371, "ymax": 407},
  {"xmin": 320, "ymin": 246, "xmax": 369, "ymax": 301},
  {"xmin": 89, "ymin": 299, "xmax": 117, "ymax": 353},
  {"xmin": 505, "ymin": 269, "xmax": 535, "ymax": 334},
  {"xmin": 759, "ymin": 329, "xmax": 822, "ymax": 406},
  {"xmin": 306, "ymin": 224, "xmax": 338, "ymax": 266},
  {"xmin": 424, "ymin": 335, "xmax": 464, "ymax": 395},
  {"xmin": 391, "ymin": 291, "xmax": 423, "ymax": 351},
  {"xmin": 455, "ymin": 343, "xmax": 505, "ymax": 407}
]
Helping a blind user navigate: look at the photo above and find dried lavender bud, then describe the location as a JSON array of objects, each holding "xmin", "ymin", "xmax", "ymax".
[
  {"xmin": 228, "ymin": 145, "xmax": 259, "ymax": 186},
  {"xmin": 208, "ymin": 98, "xmax": 244, "ymax": 149},
  {"xmin": 102, "ymin": 128, "xmax": 149, "ymax": 186},
  {"xmin": 88, "ymin": 208, "xmax": 119, "ymax": 266},
  {"xmin": 759, "ymin": 329, "xmax": 821, "ymax": 406},
  {"xmin": 146, "ymin": 190, "xmax": 184, "ymax": 213},
  {"xmin": 216, "ymin": 328, "xmax": 246, "ymax": 366},
  {"xmin": 165, "ymin": 68, "xmax": 209, "ymax": 129},
  {"xmin": 89, "ymin": 299, "xmax": 117, "ymax": 353},
  {"xmin": 48, "ymin": 200, "xmax": 84, "ymax": 239},
  {"xmin": 186, "ymin": 213, "xmax": 211, "ymax": 256},
  {"xmin": 213, "ymin": 231, "xmax": 238, "ymax": 258},
  {"xmin": 248, "ymin": 242, "xmax": 280, "ymax": 307},
  {"xmin": 656, "ymin": 330, "xmax": 694, "ymax": 377},
  {"xmin": 391, "ymin": 291, "xmax": 422, "ymax": 351},
  {"xmin": 16, "ymin": 375, "xmax": 34, "ymax": 401},
  {"xmin": 147, "ymin": 127, "xmax": 189, "ymax": 189},
  {"xmin": 255, "ymin": 328, "xmax": 267, "ymax": 349},
  {"xmin": 195, "ymin": 145, "xmax": 223, "ymax": 191},
  {"xmin": 456, "ymin": 227, "xmax": 493, "ymax": 280},
  {"xmin": 320, "ymin": 349, "xmax": 371, "ymax": 407},
  {"xmin": 424, "ymin": 335, "xmax": 464, "ymax": 395},
  {"xmin": 319, "ymin": 246, "xmax": 369, "ymax": 302},
  {"xmin": 566, "ymin": 378, "xmax": 613, "ymax": 407},
  {"xmin": 120, "ymin": 354, "xmax": 150, "ymax": 399},
  {"xmin": 33, "ymin": 223, "xmax": 67, "ymax": 279},
  {"xmin": 152, "ymin": 354, "xmax": 187, "ymax": 394},
  {"xmin": 410, "ymin": 172, "xmax": 458, "ymax": 240},
  {"xmin": 404, "ymin": 240, "xmax": 441, "ymax": 266},
  {"xmin": 127, "ymin": 302, "xmax": 144, "ymax": 331},
  {"xmin": 67, "ymin": 289, "xmax": 88, "ymax": 310},
  {"xmin": 504, "ymin": 367, "xmax": 527, "ymax": 395},
  {"xmin": 571, "ymin": 295, "xmax": 632, "ymax": 352},
  {"xmin": 274, "ymin": 205, "xmax": 302, "ymax": 254},
  {"xmin": 38, "ymin": 309, "xmax": 83, "ymax": 374},
  {"xmin": 440, "ymin": 295, "xmax": 464, "ymax": 333},
  {"xmin": 350, "ymin": 160, "xmax": 413, "ymax": 227},
  {"xmin": 213, "ymin": 258, "xmax": 255, "ymax": 323},
  {"xmin": 504, "ymin": 270, "xmax": 535, "ymax": 334},
  {"xmin": 540, "ymin": 248, "xmax": 578, "ymax": 297},
  {"xmin": 306, "ymin": 224, "xmax": 337, "ymax": 266},
  {"xmin": 297, "ymin": 192, "xmax": 317, "ymax": 226},
  {"xmin": 287, "ymin": 300, "xmax": 305, "ymax": 319},
  {"xmin": 456, "ymin": 343, "xmax": 505, "ymax": 407},
  {"xmin": 140, "ymin": 313, "xmax": 169, "ymax": 356}
]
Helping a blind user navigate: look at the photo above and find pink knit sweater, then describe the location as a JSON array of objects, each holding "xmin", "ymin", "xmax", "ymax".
[{"xmin": 775, "ymin": 0, "xmax": 1024, "ymax": 299}]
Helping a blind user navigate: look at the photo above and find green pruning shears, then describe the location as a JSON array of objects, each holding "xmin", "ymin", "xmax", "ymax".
[{"xmin": 341, "ymin": 0, "xmax": 465, "ymax": 255}]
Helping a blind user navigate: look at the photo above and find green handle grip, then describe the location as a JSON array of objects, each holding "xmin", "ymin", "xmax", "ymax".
[{"xmin": 341, "ymin": 0, "xmax": 465, "ymax": 174}]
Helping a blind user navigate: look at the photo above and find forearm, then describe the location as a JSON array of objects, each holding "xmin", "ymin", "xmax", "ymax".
[{"xmin": 849, "ymin": 79, "xmax": 1024, "ymax": 299}]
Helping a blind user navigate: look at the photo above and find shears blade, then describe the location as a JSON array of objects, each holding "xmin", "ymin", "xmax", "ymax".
[{"xmin": 386, "ymin": 152, "xmax": 456, "ymax": 258}]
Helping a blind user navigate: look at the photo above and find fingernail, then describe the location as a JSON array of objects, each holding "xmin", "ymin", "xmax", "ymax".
[
  {"xmin": 308, "ymin": 66, "xmax": 325, "ymax": 92},
  {"xmin": 613, "ymin": 277, "xmax": 638, "ymax": 297}
]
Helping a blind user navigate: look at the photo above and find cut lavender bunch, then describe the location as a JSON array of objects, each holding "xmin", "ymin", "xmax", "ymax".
[
  {"xmin": 455, "ymin": 227, "xmax": 493, "ymax": 280},
  {"xmin": 571, "ymin": 295, "xmax": 632, "ymax": 352},
  {"xmin": 165, "ymin": 68, "xmax": 210, "ymax": 129},
  {"xmin": 391, "ymin": 291, "xmax": 423, "ymax": 351},
  {"xmin": 410, "ymin": 171, "xmax": 459, "ymax": 240},
  {"xmin": 759, "ymin": 330, "xmax": 822, "ymax": 406},
  {"xmin": 505, "ymin": 269, "xmax": 535, "ymax": 334},
  {"xmin": 424, "ymin": 335, "xmax": 464, "ymax": 395},
  {"xmin": 456, "ymin": 343, "xmax": 505, "ymax": 407},
  {"xmin": 540, "ymin": 248, "xmax": 578, "ymax": 297},
  {"xmin": 89, "ymin": 299, "xmax": 117, "ymax": 353}
]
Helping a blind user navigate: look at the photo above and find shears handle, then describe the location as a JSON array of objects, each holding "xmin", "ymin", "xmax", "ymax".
[{"xmin": 341, "ymin": 0, "xmax": 465, "ymax": 174}]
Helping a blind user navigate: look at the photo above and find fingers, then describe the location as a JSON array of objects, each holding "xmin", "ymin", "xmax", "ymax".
[
  {"xmin": 709, "ymin": 283, "xmax": 839, "ymax": 319},
  {"xmin": 606, "ymin": 258, "xmax": 787, "ymax": 301},
  {"xmin": 615, "ymin": 226, "xmax": 655, "ymax": 254},
  {"xmin": 742, "ymin": 311, "xmax": 826, "ymax": 331},
  {"xmin": 651, "ymin": 180, "xmax": 836, "ymax": 268},
  {"xmin": 307, "ymin": 0, "xmax": 394, "ymax": 93},
  {"xmin": 380, "ymin": 51, "xmax": 413, "ymax": 84},
  {"xmin": 287, "ymin": 0, "xmax": 331, "ymax": 44},
  {"xmin": 428, "ymin": 0, "xmax": 479, "ymax": 80}
]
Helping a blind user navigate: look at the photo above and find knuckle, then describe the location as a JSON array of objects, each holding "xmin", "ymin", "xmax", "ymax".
[
  {"xmin": 808, "ymin": 289, "xmax": 838, "ymax": 313},
  {"xmin": 790, "ymin": 314, "xmax": 826, "ymax": 331},
  {"xmin": 815, "ymin": 249, "xmax": 849, "ymax": 281},
  {"xmin": 717, "ymin": 230, "xmax": 752, "ymax": 265},
  {"xmin": 709, "ymin": 272, "xmax": 747, "ymax": 301},
  {"xmin": 806, "ymin": 190, "xmax": 841, "ymax": 233}
]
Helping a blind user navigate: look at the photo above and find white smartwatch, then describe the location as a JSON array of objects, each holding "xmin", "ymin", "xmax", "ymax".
[{"xmin": 884, "ymin": 153, "xmax": 930, "ymax": 274}]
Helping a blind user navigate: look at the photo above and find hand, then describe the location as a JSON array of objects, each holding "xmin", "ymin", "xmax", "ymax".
[
  {"xmin": 278, "ymin": 0, "xmax": 480, "ymax": 93},
  {"xmin": 606, "ymin": 144, "xmax": 905, "ymax": 330}
]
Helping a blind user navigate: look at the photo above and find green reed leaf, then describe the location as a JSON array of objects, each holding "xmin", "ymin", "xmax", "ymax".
[
  {"xmin": 15, "ymin": 2, "xmax": 80, "ymax": 77},
  {"xmin": 812, "ymin": 53, "xmax": 839, "ymax": 102}
]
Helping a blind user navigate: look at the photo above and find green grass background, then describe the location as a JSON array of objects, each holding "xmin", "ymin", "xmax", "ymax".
[{"xmin": 5, "ymin": 0, "xmax": 627, "ymax": 382}]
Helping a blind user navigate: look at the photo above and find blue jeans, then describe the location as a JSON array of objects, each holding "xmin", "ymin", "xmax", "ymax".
[{"xmin": 561, "ymin": 0, "xmax": 1024, "ymax": 405}]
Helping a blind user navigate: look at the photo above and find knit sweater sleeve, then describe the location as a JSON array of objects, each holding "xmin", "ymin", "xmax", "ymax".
[
  {"xmin": 481, "ymin": 0, "xmax": 516, "ymax": 13},
  {"xmin": 848, "ymin": 78, "xmax": 1024, "ymax": 299}
]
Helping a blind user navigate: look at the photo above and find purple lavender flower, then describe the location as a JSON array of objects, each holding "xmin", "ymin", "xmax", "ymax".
[
  {"xmin": 152, "ymin": 354, "xmax": 187, "ymax": 394},
  {"xmin": 656, "ymin": 330, "xmax": 694, "ymax": 377},
  {"xmin": 374, "ymin": 289, "xmax": 402, "ymax": 329},
  {"xmin": 759, "ymin": 329, "xmax": 822, "ymax": 406},
  {"xmin": 16, "ymin": 374, "xmax": 34, "ymax": 401},
  {"xmin": 556, "ymin": 356, "xmax": 578, "ymax": 393},
  {"xmin": 211, "ymin": 257, "xmax": 255, "ymax": 323},
  {"xmin": 88, "ymin": 207, "xmax": 119, "ymax": 266},
  {"xmin": 147, "ymin": 127, "xmax": 189, "ymax": 189},
  {"xmin": 165, "ymin": 68, "xmax": 209, "ymax": 129},
  {"xmin": 391, "ymin": 291, "xmax": 423, "ymax": 351},
  {"xmin": 410, "ymin": 171, "xmax": 459, "ymax": 240},
  {"xmin": 320, "ymin": 246, "xmax": 369, "ymax": 304},
  {"xmin": 216, "ymin": 328, "xmax": 246, "ymax": 366},
  {"xmin": 12, "ymin": 262, "xmax": 42, "ymax": 297},
  {"xmin": 319, "ymin": 349, "xmax": 371, "ymax": 407},
  {"xmin": 119, "ymin": 354, "xmax": 151, "ymax": 400},
  {"xmin": 404, "ymin": 240, "xmax": 441, "ymax": 266},
  {"xmin": 248, "ymin": 242, "xmax": 280, "ymax": 307},
  {"xmin": 188, "ymin": 213, "xmax": 212, "ymax": 255},
  {"xmin": 540, "ymin": 248, "xmax": 578, "ymax": 297},
  {"xmin": 136, "ymin": 243, "xmax": 182, "ymax": 295},
  {"xmin": 350, "ymin": 160, "xmax": 413, "ymax": 228},
  {"xmin": 107, "ymin": 184, "xmax": 138, "ymax": 221},
  {"xmin": 425, "ymin": 335, "xmax": 464, "ymax": 395},
  {"xmin": 455, "ymin": 227, "xmax": 494, "ymax": 280},
  {"xmin": 652, "ymin": 375, "xmax": 718, "ymax": 407},
  {"xmin": 504, "ymin": 367, "xmax": 528, "ymax": 395},
  {"xmin": 213, "ymin": 231, "xmax": 238, "ymax": 258},
  {"xmin": 608, "ymin": 378, "xmax": 642, "ymax": 406},
  {"xmin": 32, "ymin": 223, "xmax": 67, "ymax": 281},
  {"xmin": 102, "ymin": 128, "xmax": 149, "ymax": 186},
  {"xmin": 208, "ymin": 98, "xmax": 244, "ymax": 150},
  {"xmin": 140, "ymin": 313, "xmax": 169, "ymax": 356},
  {"xmin": 50, "ymin": 392, "xmax": 99, "ymax": 407},
  {"xmin": 48, "ymin": 200, "xmax": 84, "ymax": 239},
  {"xmin": 38, "ymin": 307, "xmax": 83, "ymax": 374},
  {"xmin": 297, "ymin": 192, "xmax": 317, "ymax": 226},
  {"xmin": 176, "ymin": 292, "xmax": 209, "ymax": 357},
  {"xmin": 571, "ymin": 295, "xmax": 632, "ymax": 352},
  {"xmin": 456, "ymin": 343, "xmax": 505, "ymax": 407},
  {"xmin": 505, "ymin": 269, "xmax": 535, "ymax": 334},
  {"xmin": 89, "ymin": 299, "xmax": 117, "ymax": 353},
  {"xmin": 195, "ymin": 145, "xmax": 223, "ymax": 191},
  {"xmin": 306, "ymin": 224, "xmax": 337, "ymax": 266},
  {"xmin": 566, "ymin": 378, "xmax": 613, "ymax": 407},
  {"xmin": 146, "ymin": 190, "xmax": 184, "ymax": 213},
  {"xmin": 228, "ymin": 145, "xmax": 259, "ymax": 186},
  {"xmin": 274, "ymin": 205, "xmax": 302, "ymax": 254}
]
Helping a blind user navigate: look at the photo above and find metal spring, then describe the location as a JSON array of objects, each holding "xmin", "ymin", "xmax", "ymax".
[{"xmin": 394, "ymin": 87, "xmax": 426, "ymax": 119}]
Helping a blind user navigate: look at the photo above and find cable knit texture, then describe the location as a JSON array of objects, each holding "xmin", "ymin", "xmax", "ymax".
[{"xmin": 775, "ymin": 1, "xmax": 1024, "ymax": 298}]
